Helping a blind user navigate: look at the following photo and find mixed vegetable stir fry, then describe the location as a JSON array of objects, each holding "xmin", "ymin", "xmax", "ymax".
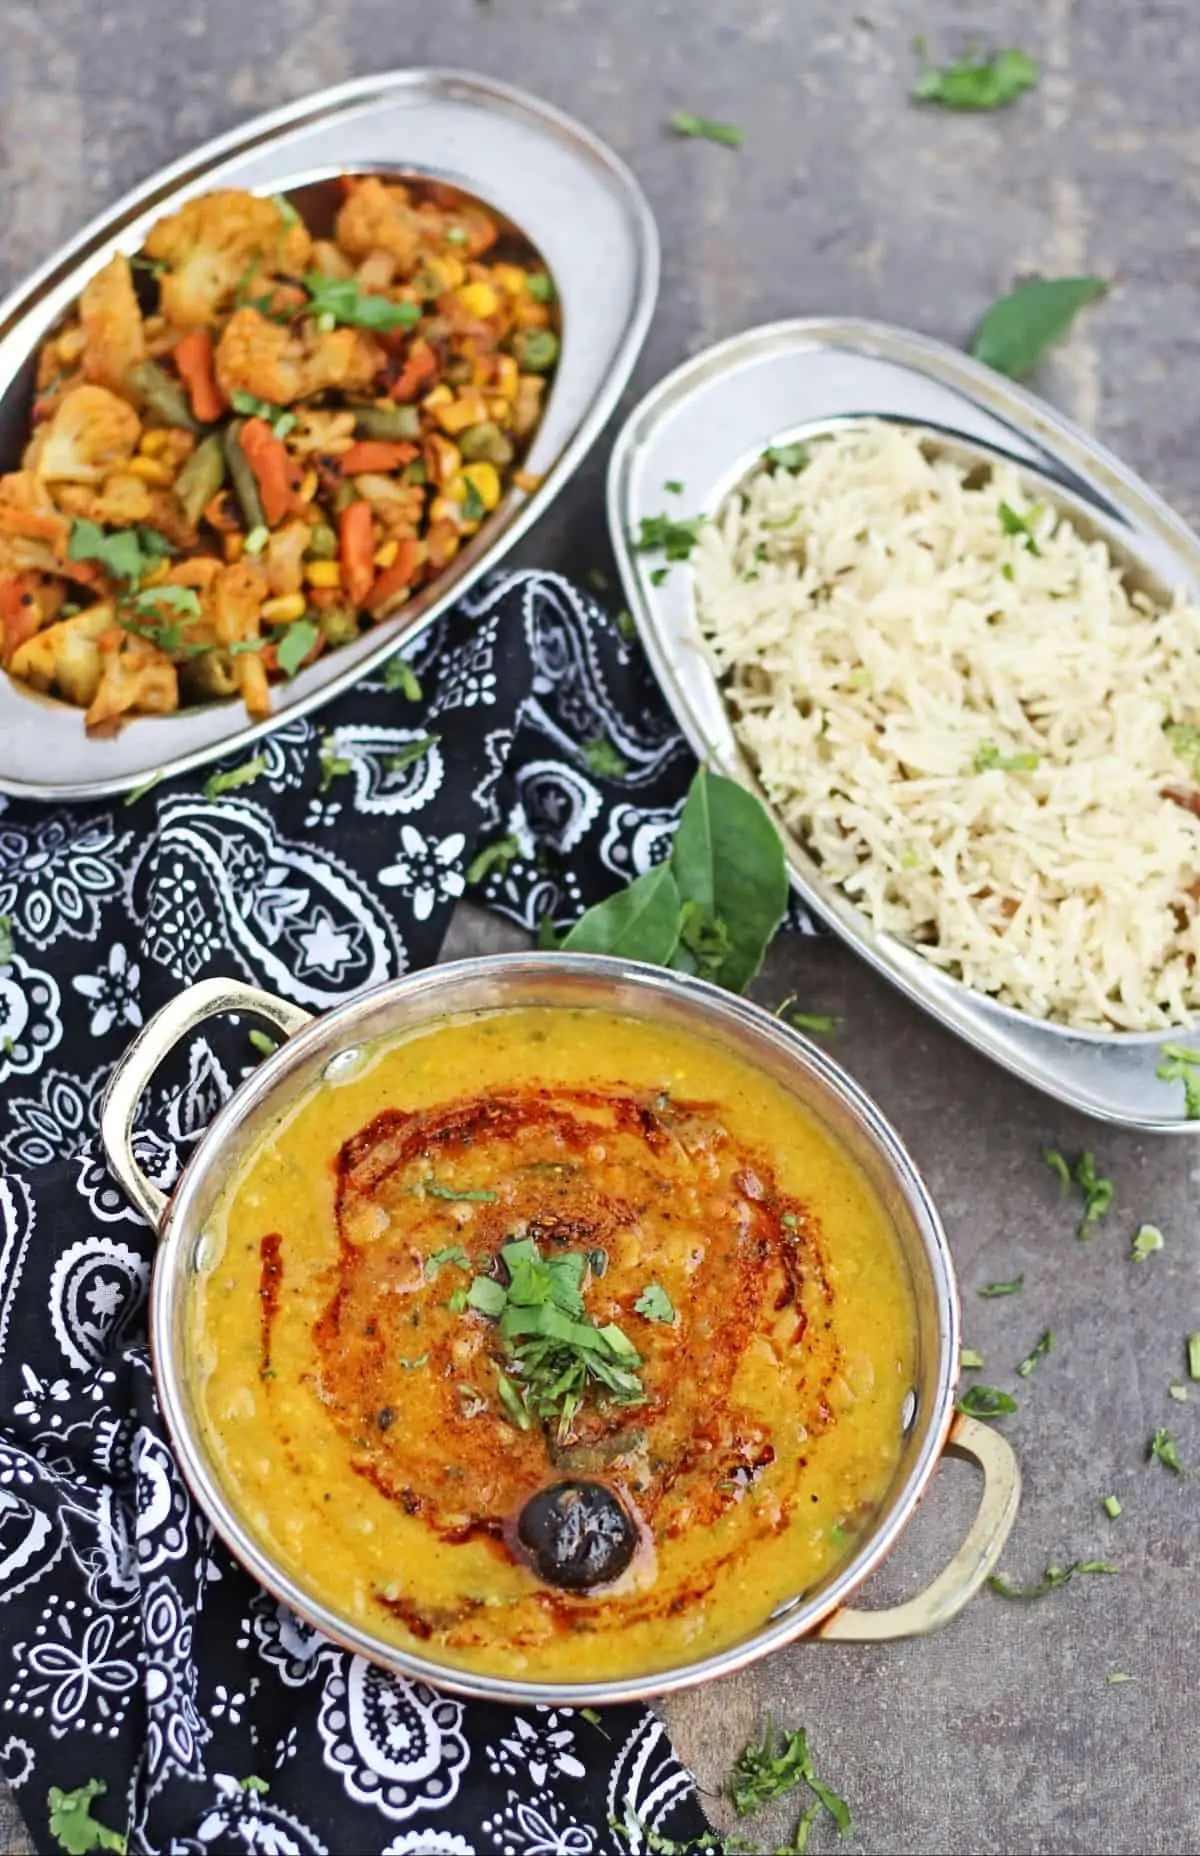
[{"xmin": 0, "ymin": 176, "xmax": 558, "ymax": 729}]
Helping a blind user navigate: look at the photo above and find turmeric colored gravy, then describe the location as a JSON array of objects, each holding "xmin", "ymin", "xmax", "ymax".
[{"xmin": 193, "ymin": 1007, "xmax": 916, "ymax": 1681}]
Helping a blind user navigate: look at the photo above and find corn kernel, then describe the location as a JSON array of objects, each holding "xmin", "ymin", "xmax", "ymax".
[
  {"xmin": 299, "ymin": 469, "xmax": 319, "ymax": 503},
  {"xmin": 374, "ymin": 539, "xmax": 399, "ymax": 569},
  {"xmin": 139, "ymin": 429, "xmax": 174, "ymax": 457},
  {"xmin": 422, "ymin": 383, "xmax": 454, "ymax": 411},
  {"xmin": 492, "ymin": 264, "xmax": 528, "ymax": 299},
  {"xmin": 425, "ymin": 254, "xmax": 466, "ymax": 293},
  {"xmin": 493, "ymin": 355, "xmax": 519, "ymax": 403},
  {"xmin": 306, "ymin": 560, "xmax": 342, "ymax": 588},
  {"xmin": 56, "ymin": 327, "xmax": 88, "ymax": 363},
  {"xmin": 456, "ymin": 281, "xmax": 499, "ymax": 320},
  {"xmin": 261, "ymin": 593, "xmax": 308, "ymax": 624},
  {"xmin": 127, "ymin": 456, "xmax": 174, "ymax": 486},
  {"xmin": 462, "ymin": 461, "xmax": 502, "ymax": 512},
  {"xmin": 140, "ymin": 560, "xmax": 171, "ymax": 587},
  {"xmin": 436, "ymin": 390, "xmax": 490, "ymax": 436},
  {"xmin": 224, "ymin": 533, "xmax": 244, "ymax": 563},
  {"xmin": 486, "ymin": 397, "xmax": 512, "ymax": 425},
  {"xmin": 429, "ymin": 494, "xmax": 456, "ymax": 525}
]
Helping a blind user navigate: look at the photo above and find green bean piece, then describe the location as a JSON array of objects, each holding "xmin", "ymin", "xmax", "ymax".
[
  {"xmin": 512, "ymin": 329, "xmax": 559, "ymax": 373},
  {"xmin": 305, "ymin": 522, "xmax": 339, "ymax": 559},
  {"xmin": 459, "ymin": 421, "xmax": 514, "ymax": 466},
  {"xmin": 223, "ymin": 419, "xmax": 265, "ymax": 532},
  {"xmin": 354, "ymin": 403, "xmax": 421, "ymax": 440},
  {"xmin": 317, "ymin": 605, "xmax": 362, "ymax": 647},
  {"xmin": 174, "ymin": 433, "xmax": 227, "ymax": 527},
  {"xmin": 125, "ymin": 360, "xmax": 198, "ymax": 432}
]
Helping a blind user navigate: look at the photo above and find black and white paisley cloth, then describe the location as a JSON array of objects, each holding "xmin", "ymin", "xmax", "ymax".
[{"xmin": 0, "ymin": 572, "xmax": 749, "ymax": 1856}]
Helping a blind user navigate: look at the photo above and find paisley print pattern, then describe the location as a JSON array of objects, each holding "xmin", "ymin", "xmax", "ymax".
[{"xmin": 0, "ymin": 573, "xmax": 790, "ymax": 1852}]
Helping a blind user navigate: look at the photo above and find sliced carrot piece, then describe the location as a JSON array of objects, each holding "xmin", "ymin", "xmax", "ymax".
[
  {"xmin": 338, "ymin": 500, "xmax": 376, "ymax": 607},
  {"xmin": 338, "ymin": 440, "xmax": 419, "ymax": 475},
  {"xmin": 173, "ymin": 329, "xmax": 223, "ymax": 424},
  {"xmin": 390, "ymin": 338, "xmax": 438, "ymax": 402},
  {"xmin": 238, "ymin": 417, "xmax": 298, "ymax": 528},
  {"xmin": 366, "ymin": 539, "xmax": 423, "ymax": 615}
]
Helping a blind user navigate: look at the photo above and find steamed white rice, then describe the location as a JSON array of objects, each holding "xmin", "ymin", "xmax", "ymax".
[{"xmin": 692, "ymin": 419, "xmax": 1200, "ymax": 1031}]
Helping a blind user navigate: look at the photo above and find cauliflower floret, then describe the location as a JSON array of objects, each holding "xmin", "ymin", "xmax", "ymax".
[
  {"xmin": 211, "ymin": 560, "xmax": 271, "ymax": 718},
  {"xmin": 9, "ymin": 603, "xmax": 113, "ymax": 703},
  {"xmin": 143, "ymin": 189, "xmax": 313, "ymax": 327},
  {"xmin": 36, "ymin": 385, "xmax": 141, "ymax": 485},
  {"xmin": 287, "ymin": 408, "xmax": 356, "ymax": 456},
  {"xmin": 86, "ymin": 630, "xmax": 179, "ymax": 732},
  {"xmin": 79, "ymin": 254, "xmax": 146, "ymax": 394},
  {"xmin": 264, "ymin": 520, "xmax": 311, "ymax": 596},
  {"xmin": 335, "ymin": 179, "xmax": 423, "ymax": 272},
  {"xmin": 214, "ymin": 307, "xmax": 382, "ymax": 406},
  {"xmin": 55, "ymin": 474, "xmax": 154, "ymax": 528},
  {"xmin": 0, "ymin": 470, "xmax": 69, "ymax": 549}
]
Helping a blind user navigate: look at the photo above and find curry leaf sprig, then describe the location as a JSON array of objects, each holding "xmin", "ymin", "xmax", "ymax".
[{"xmin": 558, "ymin": 767, "xmax": 788, "ymax": 995}]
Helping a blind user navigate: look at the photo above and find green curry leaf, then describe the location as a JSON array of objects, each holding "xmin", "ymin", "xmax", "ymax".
[
  {"xmin": 669, "ymin": 769, "xmax": 789, "ymax": 991},
  {"xmin": 970, "ymin": 276, "xmax": 1108, "ymax": 380},
  {"xmin": 562, "ymin": 862, "xmax": 682, "ymax": 964}
]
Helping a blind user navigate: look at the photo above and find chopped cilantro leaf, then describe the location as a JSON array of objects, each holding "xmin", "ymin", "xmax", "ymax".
[
  {"xmin": 1016, "ymin": 1329, "xmax": 1053, "ymax": 1378},
  {"xmin": 275, "ymin": 618, "xmax": 320, "ymax": 679},
  {"xmin": 1131, "ymin": 1223, "xmax": 1164, "ymax": 1262},
  {"xmin": 385, "ymin": 734, "xmax": 439, "ymax": 772},
  {"xmin": 635, "ymin": 1282, "xmax": 676, "ymax": 1325},
  {"xmin": 1148, "ymin": 1427, "xmax": 1184, "ymax": 1474},
  {"xmin": 203, "ymin": 753, "xmax": 267, "ymax": 801},
  {"xmin": 914, "ymin": 46, "xmax": 1038, "ymax": 110},
  {"xmin": 974, "ymin": 741, "xmax": 1039, "ymax": 773},
  {"xmin": 667, "ymin": 111, "xmax": 743, "ymax": 148},
  {"xmin": 47, "ymin": 1778, "xmax": 127, "ymax": 1853},
  {"xmin": 765, "ymin": 442, "xmax": 810, "ymax": 472},
  {"xmin": 303, "ymin": 274, "xmax": 420, "ymax": 331},
  {"xmin": 582, "ymin": 737, "xmax": 629, "ymax": 780},
  {"xmin": 978, "ymin": 1275, "xmax": 1024, "ymax": 1297},
  {"xmin": 988, "ymin": 1559, "xmax": 1117, "ymax": 1600},
  {"xmin": 383, "ymin": 654, "xmax": 422, "ymax": 698},
  {"xmin": 956, "ymin": 1385, "xmax": 1017, "ymax": 1418},
  {"xmin": 633, "ymin": 513, "xmax": 704, "ymax": 561},
  {"xmin": 466, "ymin": 835, "xmax": 520, "ymax": 886}
]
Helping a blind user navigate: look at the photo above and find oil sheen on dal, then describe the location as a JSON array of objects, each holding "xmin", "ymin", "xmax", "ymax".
[{"xmin": 193, "ymin": 1006, "xmax": 916, "ymax": 1682}]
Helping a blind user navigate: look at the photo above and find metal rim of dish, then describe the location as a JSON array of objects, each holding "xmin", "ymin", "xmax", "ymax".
[
  {"xmin": 0, "ymin": 68, "xmax": 660, "ymax": 800},
  {"xmin": 607, "ymin": 316, "xmax": 1200, "ymax": 1130}
]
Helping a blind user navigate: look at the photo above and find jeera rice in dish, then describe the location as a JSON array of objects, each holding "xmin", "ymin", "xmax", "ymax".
[{"xmin": 693, "ymin": 419, "xmax": 1200, "ymax": 1032}]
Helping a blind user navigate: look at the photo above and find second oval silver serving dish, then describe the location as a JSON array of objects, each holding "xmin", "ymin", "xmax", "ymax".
[
  {"xmin": 0, "ymin": 68, "xmax": 659, "ymax": 801},
  {"xmin": 608, "ymin": 318, "xmax": 1200, "ymax": 1131}
]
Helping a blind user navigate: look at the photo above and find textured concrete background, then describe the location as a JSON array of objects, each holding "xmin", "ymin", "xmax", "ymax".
[{"xmin": 2, "ymin": 1, "xmax": 1199, "ymax": 1851}]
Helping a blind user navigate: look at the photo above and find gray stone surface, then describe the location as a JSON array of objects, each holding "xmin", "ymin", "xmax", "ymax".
[{"xmin": 2, "ymin": 2, "xmax": 1199, "ymax": 1850}]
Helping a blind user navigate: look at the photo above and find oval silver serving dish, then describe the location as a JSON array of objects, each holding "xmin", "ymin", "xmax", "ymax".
[
  {"xmin": 607, "ymin": 317, "xmax": 1200, "ymax": 1131},
  {"xmin": 99, "ymin": 956, "xmax": 1019, "ymax": 1705},
  {"xmin": 0, "ymin": 68, "xmax": 658, "ymax": 801}
]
